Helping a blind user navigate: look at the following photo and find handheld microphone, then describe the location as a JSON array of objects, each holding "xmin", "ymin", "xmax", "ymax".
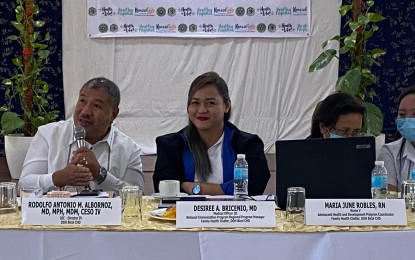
[
  {"xmin": 74, "ymin": 125, "xmax": 91, "ymax": 190},
  {"xmin": 74, "ymin": 126, "xmax": 86, "ymax": 148}
]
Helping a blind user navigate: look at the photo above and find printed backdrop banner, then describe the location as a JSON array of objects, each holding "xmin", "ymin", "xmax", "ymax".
[{"xmin": 87, "ymin": 0, "xmax": 310, "ymax": 38}]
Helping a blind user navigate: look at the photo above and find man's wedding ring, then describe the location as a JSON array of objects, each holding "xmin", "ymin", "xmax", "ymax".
[{"xmin": 82, "ymin": 156, "xmax": 88, "ymax": 166}]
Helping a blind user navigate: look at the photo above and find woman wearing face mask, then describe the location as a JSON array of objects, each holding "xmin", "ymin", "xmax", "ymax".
[
  {"xmin": 153, "ymin": 72, "xmax": 270, "ymax": 196},
  {"xmin": 378, "ymin": 85, "xmax": 415, "ymax": 192},
  {"xmin": 308, "ymin": 92, "xmax": 366, "ymax": 139}
]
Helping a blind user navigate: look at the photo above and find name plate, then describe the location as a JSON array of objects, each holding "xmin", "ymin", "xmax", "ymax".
[
  {"xmin": 176, "ymin": 201, "xmax": 275, "ymax": 228},
  {"xmin": 305, "ymin": 199, "xmax": 407, "ymax": 226},
  {"xmin": 21, "ymin": 197, "xmax": 121, "ymax": 225}
]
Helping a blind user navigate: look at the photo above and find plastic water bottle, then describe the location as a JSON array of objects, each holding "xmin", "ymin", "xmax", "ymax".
[
  {"xmin": 411, "ymin": 170, "xmax": 415, "ymax": 180},
  {"xmin": 371, "ymin": 161, "xmax": 388, "ymax": 199},
  {"xmin": 234, "ymin": 154, "xmax": 248, "ymax": 197}
]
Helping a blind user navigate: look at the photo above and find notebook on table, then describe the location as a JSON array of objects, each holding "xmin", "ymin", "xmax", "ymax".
[{"xmin": 275, "ymin": 136, "xmax": 375, "ymax": 210}]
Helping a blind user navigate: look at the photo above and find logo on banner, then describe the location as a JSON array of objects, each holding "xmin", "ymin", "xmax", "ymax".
[
  {"xmin": 118, "ymin": 7, "xmax": 133, "ymax": 17},
  {"xmin": 200, "ymin": 23, "xmax": 215, "ymax": 33},
  {"xmin": 135, "ymin": 7, "xmax": 155, "ymax": 16},
  {"xmin": 246, "ymin": 7, "xmax": 255, "ymax": 16},
  {"xmin": 189, "ymin": 24, "xmax": 198, "ymax": 32},
  {"xmin": 257, "ymin": 23, "xmax": 266, "ymax": 33},
  {"xmin": 99, "ymin": 24, "xmax": 109, "ymax": 33},
  {"xmin": 235, "ymin": 7, "xmax": 245, "ymax": 16},
  {"xmin": 168, "ymin": 7, "xmax": 176, "ymax": 17},
  {"xmin": 157, "ymin": 7, "xmax": 166, "ymax": 16},
  {"xmin": 110, "ymin": 24, "xmax": 118, "ymax": 33},
  {"xmin": 276, "ymin": 7, "xmax": 292, "ymax": 16},
  {"xmin": 179, "ymin": 7, "xmax": 194, "ymax": 16},
  {"xmin": 213, "ymin": 7, "xmax": 234, "ymax": 16},
  {"xmin": 234, "ymin": 23, "xmax": 255, "ymax": 32},
  {"xmin": 178, "ymin": 24, "xmax": 188, "ymax": 33},
  {"xmin": 101, "ymin": 7, "xmax": 115, "ymax": 16},
  {"xmin": 139, "ymin": 24, "xmax": 155, "ymax": 33},
  {"xmin": 88, "ymin": 7, "xmax": 97, "ymax": 16},
  {"xmin": 197, "ymin": 7, "xmax": 213, "ymax": 17},
  {"xmin": 297, "ymin": 23, "xmax": 308, "ymax": 32},
  {"xmin": 123, "ymin": 24, "xmax": 137, "ymax": 33},
  {"xmin": 293, "ymin": 6, "xmax": 307, "ymax": 15},
  {"xmin": 258, "ymin": 7, "xmax": 274, "ymax": 16},
  {"xmin": 156, "ymin": 23, "xmax": 177, "ymax": 33},
  {"xmin": 279, "ymin": 23, "xmax": 293, "ymax": 32},
  {"xmin": 218, "ymin": 24, "xmax": 234, "ymax": 32},
  {"xmin": 268, "ymin": 23, "xmax": 276, "ymax": 33}
]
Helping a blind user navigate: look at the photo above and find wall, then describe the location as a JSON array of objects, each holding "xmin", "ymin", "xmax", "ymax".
[{"xmin": 62, "ymin": 0, "xmax": 341, "ymax": 154}]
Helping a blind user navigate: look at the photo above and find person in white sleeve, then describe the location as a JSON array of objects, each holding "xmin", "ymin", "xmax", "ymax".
[
  {"xmin": 19, "ymin": 77, "xmax": 144, "ymax": 193},
  {"xmin": 378, "ymin": 85, "xmax": 415, "ymax": 192}
]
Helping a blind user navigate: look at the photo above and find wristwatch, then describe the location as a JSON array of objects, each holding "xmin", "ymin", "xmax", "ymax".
[
  {"xmin": 94, "ymin": 166, "xmax": 107, "ymax": 184},
  {"xmin": 192, "ymin": 183, "xmax": 201, "ymax": 195}
]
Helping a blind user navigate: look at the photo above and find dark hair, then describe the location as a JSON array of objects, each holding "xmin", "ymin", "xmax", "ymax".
[
  {"xmin": 395, "ymin": 85, "xmax": 415, "ymax": 170},
  {"xmin": 81, "ymin": 77, "xmax": 121, "ymax": 108},
  {"xmin": 184, "ymin": 71, "xmax": 231, "ymax": 182},
  {"xmin": 310, "ymin": 92, "xmax": 366, "ymax": 138},
  {"xmin": 186, "ymin": 71, "xmax": 231, "ymax": 121}
]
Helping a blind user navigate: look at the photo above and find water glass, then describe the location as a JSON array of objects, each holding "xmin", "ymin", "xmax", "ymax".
[
  {"xmin": 387, "ymin": 190, "xmax": 399, "ymax": 199},
  {"xmin": 0, "ymin": 182, "xmax": 17, "ymax": 216},
  {"xmin": 158, "ymin": 180, "xmax": 180, "ymax": 197},
  {"xmin": 20, "ymin": 186, "xmax": 43, "ymax": 198},
  {"xmin": 401, "ymin": 180, "xmax": 415, "ymax": 211},
  {"xmin": 286, "ymin": 187, "xmax": 306, "ymax": 222},
  {"xmin": 121, "ymin": 186, "xmax": 142, "ymax": 225}
]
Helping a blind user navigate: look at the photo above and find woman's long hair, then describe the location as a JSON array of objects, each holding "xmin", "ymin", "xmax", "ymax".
[
  {"xmin": 184, "ymin": 72, "xmax": 231, "ymax": 182},
  {"xmin": 310, "ymin": 92, "xmax": 366, "ymax": 138}
]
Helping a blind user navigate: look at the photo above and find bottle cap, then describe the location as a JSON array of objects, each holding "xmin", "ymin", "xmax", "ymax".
[
  {"xmin": 237, "ymin": 154, "xmax": 246, "ymax": 159},
  {"xmin": 375, "ymin": 161, "xmax": 384, "ymax": 167}
]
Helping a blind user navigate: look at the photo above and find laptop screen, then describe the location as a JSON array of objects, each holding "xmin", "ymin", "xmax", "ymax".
[{"xmin": 275, "ymin": 137, "xmax": 375, "ymax": 210}]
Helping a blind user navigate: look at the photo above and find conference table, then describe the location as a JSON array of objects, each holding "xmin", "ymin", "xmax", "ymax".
[{"xmin": 1, "ymin": 197, "xmax": 415, "ymax": 260}]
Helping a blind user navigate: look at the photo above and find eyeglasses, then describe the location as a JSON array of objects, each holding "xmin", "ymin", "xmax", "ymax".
[
  {"xmin": 236, "ymin": 194, "xmax": 256, "ymax": 201},
  {"xmin": 329, "ymin": 127, "xmax": 363, "ymax": 137}
]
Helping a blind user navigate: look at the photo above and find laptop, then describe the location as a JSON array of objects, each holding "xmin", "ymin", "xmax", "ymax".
[{"xmin": 275, "ymin": 136, "xmax": 375, "ymax": 209}]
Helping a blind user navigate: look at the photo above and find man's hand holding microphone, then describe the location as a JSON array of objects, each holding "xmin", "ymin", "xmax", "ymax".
[{"xmin": 52, "ymin": 126, "xmax": 98, "ymax": 188}]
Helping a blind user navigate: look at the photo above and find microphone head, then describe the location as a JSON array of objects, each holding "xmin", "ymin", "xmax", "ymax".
[
  {"xmin": 74, "ymin": 126, "xmax": 86, "ymax": 140},
  {"xmin": 74, "ymin": 126, "xmax": 86, "ymax": 148}
]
